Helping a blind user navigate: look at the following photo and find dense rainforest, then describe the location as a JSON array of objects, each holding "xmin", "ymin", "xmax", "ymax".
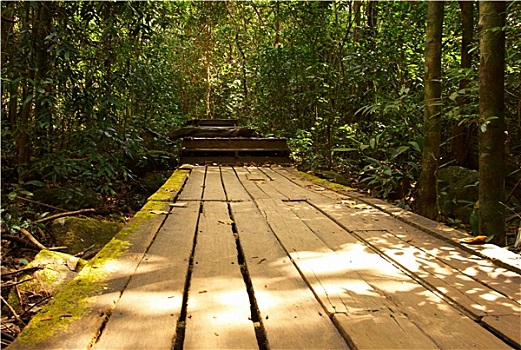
[{"xmin": 1, "ymin": 1, "xmax": 520, "ymax": 341}]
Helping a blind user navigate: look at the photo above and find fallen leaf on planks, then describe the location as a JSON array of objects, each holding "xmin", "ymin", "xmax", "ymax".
[
  {"xmin": 460, "ymin": 235, "xmax": 488, "ymax": 244},
  {"xmin": 150, "ymin": 210, "xmax": 170, "ymax": 215},
  {"xmin": 218, "ymin": 219, "xmax": 234, "ymax": 225},
  {"xmin": 169, "ymin": 202, "xmax": 187, "ymax": 207}
]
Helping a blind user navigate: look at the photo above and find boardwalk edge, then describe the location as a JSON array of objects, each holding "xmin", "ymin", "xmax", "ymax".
[
  {"xmin": 8, "ymin": 168, "xmax": 191, "ymax": 350},
  {"xmin": 291, "ymin": 168, "xmax": 521, "ymax": 275}
]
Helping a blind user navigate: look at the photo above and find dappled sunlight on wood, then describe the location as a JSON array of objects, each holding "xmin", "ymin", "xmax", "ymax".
[{"xmin": 13, "ymin": 166, "xmax": 518, "ymax": 349}]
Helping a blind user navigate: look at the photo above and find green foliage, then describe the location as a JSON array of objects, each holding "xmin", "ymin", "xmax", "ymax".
[{"xmin": 2, "ymin": 1, "xmax": 519, "ymax": 218}]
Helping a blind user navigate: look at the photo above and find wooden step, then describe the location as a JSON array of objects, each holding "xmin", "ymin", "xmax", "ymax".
[
  {"xmin": 181, "ymin": 137, "xmax": 291, "ymax": 165},
  {"xmin": 185, "ymin": 119, "xmax": 238, "ymax": 127}
]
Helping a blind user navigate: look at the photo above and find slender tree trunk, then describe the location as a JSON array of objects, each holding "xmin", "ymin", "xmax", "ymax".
[
  {"xmin": 416, "ymin": 1, "xmax": 444, "ymax": 220},
  {"xmin": 17, "ymin": 4, "xmax": 35, "ymax": 182},
  {"xmin": 205, "ymin": 35, "xmax": 212, "ymax": 119},
  {"xmin": 1, "ymin": 4, "xmax": 17, "ymax": 131},
  {"xmin": 451, "ymin": 1, "xmax": 474, "ymax": 167},
  {"xmin": 33, "ymin": 1, "xmax": 52, "ymax": 155},
  {"xmin": 478, "ymin": 1, "xmax": 506, "ymax": 246},
  {"xmin": 366, "ymin": 0, "xmax": 377, "ymax": 34},
  {"xmin": 274, "ymin": 2, "xmax": 281, "ymax": 49},
  {"xmin": 352, "ymin": 1, "xmax": 361, "ymax": 43}
]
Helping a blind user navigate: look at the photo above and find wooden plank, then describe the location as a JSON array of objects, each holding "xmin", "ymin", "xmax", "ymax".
[
  {"xmin": 203, "ymin": 166, "xmax": 226, "ymax": 201},
  {"xmin": 93, "ymin": 202, "xmax": 200, "ymax": 350},
  {"xmin": 271, "ymin": 167, "xmax": 347, "ymax": 201},
  {"xmin": 362, "ymin": 214, "xmax": 521, "ymax": 304},
  {"xmin": 182, "ymin": 138, "xmax": 289, "ymax": 150},
  {"xmin": 311, "ymin": 197, "xmax": 521, "ymax": 318},
  {"xmin": 254, "ymin": 167, "xmax": 309, "ymax": 201},
  {"xmin": 220, "ymin": 167, "xmax": 251, "ymax": 202},
  {"xmin": 285, "ymin": 200, "xmax": 511, "ymax": 349},
  {"xmin": 180, "ymin": 156, "xmax": 291, "ymax": 165},
  {"xmin": 230, "ymin": 201, "xmax": 349, "ymax": 349},
  {"xmin": 184, "ymin": 201, "xmax": 258, "ymax": 349},
  {"xmin": 309, "ymin": 196, "xmax": 386, "ymax": 231},
  {"xmin": 482, "ymin": 314, "xmax": 521, "ymax": 347},
  {"xmin": 234, "ymin": 166, "xmax": 271, "ymax": 199},
  {"xmin": 246, "ymin": 167, "xmax": 288, "ymax": 200},
  {"xmin": 355, "ymin": 229, "xmax": 521, "ymax": 346},
  {"xmin": 254, "ymin": 198, "xmax": 440, "ymax": 349},
  {"xmin": 178, "ymin": 166, "xmax": 205, "ymax": 201},
  {"xmin": 255, "ymin": 198, "xmax": 385, "ymax": 315},
  {"xmin": 333, "ymin": 313, "xmax": 438, "ymax": 349},
  {"xmin": 342, "ymin": 191, "xmax": 521, "ymax": 275},
  {"xmin": 280, "ymin": 167, "xmax": 521, "ymax": 304}
]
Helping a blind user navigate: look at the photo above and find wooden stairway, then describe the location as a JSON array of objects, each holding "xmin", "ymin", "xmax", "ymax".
[{"xmin": 180, "ymin": 119, "xmax": 291, "ymax": 165}]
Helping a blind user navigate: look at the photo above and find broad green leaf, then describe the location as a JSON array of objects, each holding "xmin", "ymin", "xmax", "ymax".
[{"xmin": 391, "ymin": 145, "xmax": 410, "ymax": 159}]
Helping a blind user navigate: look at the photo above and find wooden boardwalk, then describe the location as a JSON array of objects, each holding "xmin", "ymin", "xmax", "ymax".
[{"xmin": 10, "ymin": 166, "xmax": 521, "ymax": 349}]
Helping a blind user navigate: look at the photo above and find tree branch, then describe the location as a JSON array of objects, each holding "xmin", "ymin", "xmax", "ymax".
[
  {"xmin": 16, "ymin": 196, "xmax": 67, "ymax": 212},
  {"xmin": 35, "ymin": 208, "xmax": 96, "ymax": 224},
  {"xmin": 0, "ymin": 295, "xmax": 26, "ymax": 325},
  {"xmin": 18, "ymin": 228, "xmax": 47, "ymax": 250}
]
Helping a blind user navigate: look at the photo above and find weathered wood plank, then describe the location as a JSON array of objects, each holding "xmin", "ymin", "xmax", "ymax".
[
  {"xmin": 230, "ymin": 201, "xmax": 349, "ymax": 349},
  {"xmin": 355, "ymin": 212, "xmax": 521, "ymax": 304},
  {"xmin": 482, "ymin": 314, "xmax": 521, "ymax": 347},
  {"xmin": 203, "ymin": 166, "xmax": 226, "ymax": 201},
  {"xmin": 270, "ymin": 167, "xmax": 346, "ymax": 201},
  {"xmin": 234, "ymin": 166, "xmax": 270, "ymax": 199},
  {"xmin": 308, "ymin": 195, "xmax": 521, "ymax": 316},
  {"xmin": 182, "ymin": 137, "xmax": 288, "ymax": 149},
  {"xmin": 93, "ymin": 201, "xmax": 200, "ymax": 350},
  {"xmin": 356, "ymin": 229, "xmax": 521, "ymax": 346},
  {"xmin": 333, "ymin": 313, "xmax": 438, "ymax": 349},
  {"xmin": 255, "ymin": 167, "xmax": 309, "ymax": 201},
  {"xmin": 320, "ymin": 182, "xmax": 521, "ymax": 275},
  {"xmin": 220, "ymin": 167, "xmax": 251, "ymax": 201},
  {"xmin": 178, "ymin": 166, "xmax": 205, "ymax": 201},
  {"xmin": 255, "ymin": 198, "xmax": 440, "ymax": 349},
  {"xmin": 246, "ymin": 167, "xmax": 288, "ymax": 200},
  {"xmin": 281, "ymin": 167, "xmax": 521, "ymax": 304},
  {"xmin": 285, "ymin": 200, "xmax": 511, "ymax": 349},
  {"xmin": 269, "ymin": 167, "xmax": 385, "ymax": 231},
  {"xmin": 184, "ymin": 201, "xmax": 258, "ymax": 349},
  {"xmin": 255, "ymin": 198, "xmax": 387, "ymax": 315}
]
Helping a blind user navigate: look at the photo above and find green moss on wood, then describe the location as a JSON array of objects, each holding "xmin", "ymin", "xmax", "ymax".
[
  {"xmin": 296, "ymin": 170, "xmax": 355, "ymax": 191},
  {"xmin": 147, "ymin": 169, "xmax": 189, "ymax": 202},
  {"xmin": 15, "ymin": 168, "xmax": 190, "ymax": 345},
  {"xmin": 16, "ymin": 236, "xmax": 131, "ymax": 345}
]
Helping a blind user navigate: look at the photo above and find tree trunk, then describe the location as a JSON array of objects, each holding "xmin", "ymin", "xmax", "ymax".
[
  {"xmin": 366, "ymin": 0, "xmax": 377, "ymax": 33},
  {"xmin": 451, "ymin": 1, "xmax": 474, "ymax": 167},
  {"xmin": 33, "ymin": 1, "xmax": 53, "ymax": 155},
  {"xmin": 352, "ymin": 1, "xmax": 361, "ymax": 43},
  {"xmin": 16, "ymin": 4, "xmax": 36, "ymax": 182},
  {"xmin": 416, "ymin": 1, "xmax": 444, "ymax": 220},
  {"xmin": 478, "ymin": 1, "xmax": 506, "ymax": 246},
  {"xmin": 274, "ymin": 2, "xmax": 281, "ymax": 48}
]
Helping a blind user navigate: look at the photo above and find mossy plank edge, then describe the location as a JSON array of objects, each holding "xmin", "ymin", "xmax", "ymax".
[
  {"xmin": 293, "ymin": 169, "xmax": 355, "ymax": 191},
  {"xmin": 8, "ymin": 199, "xmax": 177, "ymax": 349},
  {"xmin": 147, "ymin": 168, "xmax": 190, "ymax": 202}
]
